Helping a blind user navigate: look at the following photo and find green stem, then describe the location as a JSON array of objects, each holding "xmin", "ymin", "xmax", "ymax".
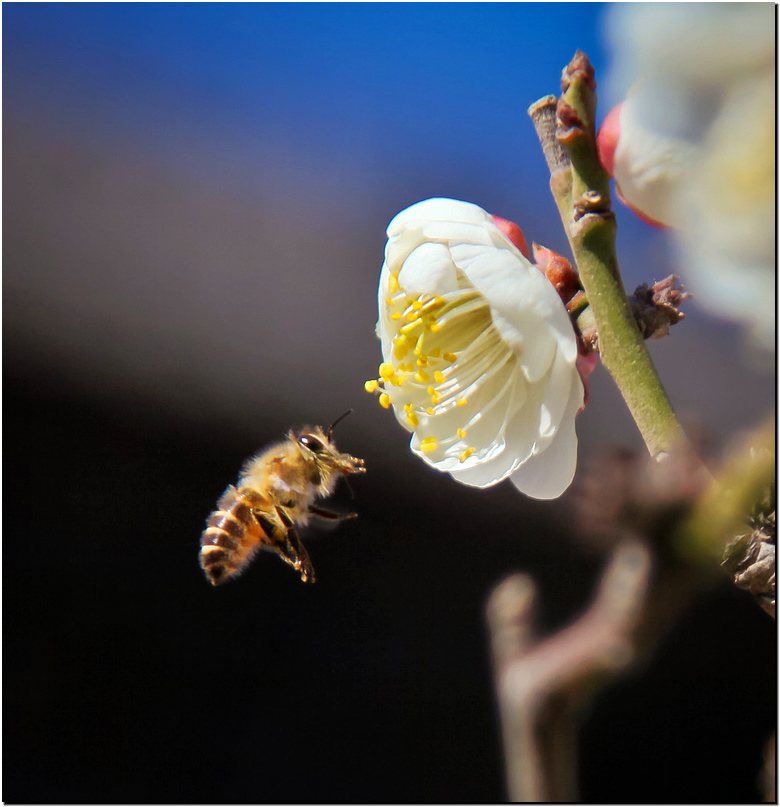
[{"xmin": 529, "ymin": 63, "xmax": 685, "ymax": 458}]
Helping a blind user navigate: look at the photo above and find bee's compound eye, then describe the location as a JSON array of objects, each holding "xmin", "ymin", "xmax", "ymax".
[{"xmin": 299, "ymin": 434, "xmax": 325, "ymax": 453}]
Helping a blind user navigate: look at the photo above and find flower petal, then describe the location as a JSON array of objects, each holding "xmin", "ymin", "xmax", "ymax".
[
  {"xmin": 398, "ymin": 243, "xmax": 459, "ymax": 296},
  {"xmin": 508, "ymin": 378, "xmax": 581, "ymax": 499}
]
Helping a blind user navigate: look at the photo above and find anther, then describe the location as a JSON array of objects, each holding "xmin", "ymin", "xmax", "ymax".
[
  {"xmin": 457, "ymin": 428, "xmax": 467, "ymax": 439},
  {"xmin": 406, "ymin": 411, "xmax": 419, "ymax": 427},
  {"xmin": 364, "ymin": 380, "xmax": 379, "ymax": 393},
  {"xmin": 459, "ymin": 447, "xmax": 475, "ymax": 462},
  {"xmin": 420, "ymin": 436, "xmax": 438, "ymax": 452},
  {"xmin": 387, "ymin": 292, "xmax": 406, "ymax": 307},
  {"xmin": 443, "ymin": 352, "xmax": 457, "ymax": 363},
  {"xmin": 379, "ymin": 393, "xmax": 392, "ymax": 409},
  {"xmin": 415, "ymin": 369, "xmax": 430, "ymax": 383},
  {"xmin": 379, "ymin": 362, "xmax": 395, "ymax": 380},
  {"xmin": 433, "ymin": 371, "xmax": 446, "ymax": 384}
]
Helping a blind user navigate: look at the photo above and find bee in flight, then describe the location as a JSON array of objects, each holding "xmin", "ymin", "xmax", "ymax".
[{"xmin": 200, "ymin": 412, "xmax": 366, "ymax": 586}]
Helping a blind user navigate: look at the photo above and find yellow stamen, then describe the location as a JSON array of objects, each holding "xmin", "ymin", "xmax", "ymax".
[
  {"xmin": 394, "ymin": 333, "xmax": 414, "ymax": 349},
  {"xmin": 443, "ymin": 351, "xmax": 457, "ymax": 363},
  {"xmin": 400, "ymin": 318, "xmax": 423, "ymax": 335},
  {"xmin": 429, "ymin": 347, "xmax": 441, "ymax": 358},
  {"xmin": 403, "ymin": 403, "xmax": 413, "ymax": 413},
  {"xmin": 406, "ymin": 411, "xmax": 419, "ymax": 427},
  {"xmin": 390, "ymin": 311, "xmax": 402, "ymax": 320},
  {"xmin": 416, "ymin": 354, "xmax": 428, "ymax": 367},
  {"xmin": 428, "ymin": 321, "xmax": 441, "ymax": 333},
  {"xmin": 433, "ymin": 370, "xmax": 446, "ymax": 384},
  {"xmin": 387, "ymin": 292, "xmax": 406, "ymax": 307},
  {"xmin": 364, "ymin": 379, "xmax": 379, "ymax": 393},
  {"xmin": 413, "ymin": 333, "xmax": 425, "ymax": 355},
  {"xmin": 411, "ymin": 300, "xmax": 423, "ymax": 311},
  {"xmin": 459, "ymin": 447, "xmax": 475, "ymax": 462},
  {"xmin": 415, "ymin": 369, "xmax": 430, "ymax": 383},
  {"xmin": 426, "ymin": 407, "xmax": 436, "ymax": 416},
  {"xmin": 398, "ymin": 362, "xmax": 414, "ymax": 373},
  {"xmin": 389, "ymin": 272, "xmax": 400, "ymax": 294},
  {"xmin": 419, "ymin": 296, "xmax": 445, "ymax": 314},
  {"xmin": 457, "ymin": 428, "xmax": 467, "ymax": 439},
  {"xmin": 457, "ymin": 398, "xmax": 468, "ymax": 407},
  {"xmin": 393, "ymin": 344, "xmax": 408, "ymax": 361},
  {"xmin": 379, "ymin": 362, "xmax": 395, "ymax": 380},
  {"xmin": 379, "ymin": 393, "xmax": 392, "ymax": 409},
  {"xmin": 420, "ymin": 436, "xmax": 438, "ymax": 453}
]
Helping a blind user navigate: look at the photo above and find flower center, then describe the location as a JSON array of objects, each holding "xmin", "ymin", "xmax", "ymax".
[{"xmin": 367, "ymin": 269, "xmax": 516, "ymax": 463}]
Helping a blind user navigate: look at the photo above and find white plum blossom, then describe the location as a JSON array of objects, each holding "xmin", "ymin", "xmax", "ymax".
[
  {"xmin": 367, "ymin": 198, "xmax": 585, "ymax": 500},
  {"xmin": 603, "ymin": 3, "xmax": 775, "ymax": 349}
]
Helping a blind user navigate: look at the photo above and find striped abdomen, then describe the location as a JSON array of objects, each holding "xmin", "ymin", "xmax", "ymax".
[{"xmin": 200, "ymin": 485, "xmax": 276, "ymax": 586}]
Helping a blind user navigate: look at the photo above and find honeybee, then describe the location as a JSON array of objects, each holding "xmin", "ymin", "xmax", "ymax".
[{"xmin": 200, "ymin": 412, "xmax": 366, "ymax": 586}]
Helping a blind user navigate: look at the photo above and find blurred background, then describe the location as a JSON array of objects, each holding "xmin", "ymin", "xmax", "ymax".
[{"xmin": 4, "ymin": 3, "xmax": 775, "ymax": 802}]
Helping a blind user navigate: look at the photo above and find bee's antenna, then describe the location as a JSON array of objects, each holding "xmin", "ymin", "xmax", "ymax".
[{"xmin": 327, "ymin": 409, "xmax": 354, "ymax": 441}]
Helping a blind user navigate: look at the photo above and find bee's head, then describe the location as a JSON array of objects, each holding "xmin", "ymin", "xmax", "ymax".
[{"xmin": 295, "ymin": 414, "xmax": 366, "ymax": 477}]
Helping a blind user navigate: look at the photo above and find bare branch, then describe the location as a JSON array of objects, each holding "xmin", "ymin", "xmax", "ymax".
[{"xmin": 487, "ymin": 539, "xmax": 653, "ymax": 801}]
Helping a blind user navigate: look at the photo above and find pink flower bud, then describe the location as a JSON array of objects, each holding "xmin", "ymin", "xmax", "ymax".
[
  {"xmin": 491, "ymin": 215, "xmax": 529, "ymax": 258},
  {"xmin": 597, "ymin": 102, "xmax": 621, "ymax": 177},
  {"xmin": 576, "ymin": 352, "xmax": 598, "ymax": 409},
  {"xmin": 531, "ymin": 243, "xmax": 581, "ymax": 306}
]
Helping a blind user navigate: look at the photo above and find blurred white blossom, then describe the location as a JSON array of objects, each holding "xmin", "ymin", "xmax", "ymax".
[
  {"xmin": 367, "ymin": 198, "xmax": 584, "ymax": 499},
  {"xmin": 605, "ymin": 3, "xmax": 775, "ymax": 349}
]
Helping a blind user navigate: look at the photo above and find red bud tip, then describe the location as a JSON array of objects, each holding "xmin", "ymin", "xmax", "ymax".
[
  {"xmin": 492, "ymin": 215, "xmax": 529, "ymax": 259},
  {"xmin": 576, "ymin": 352, "xmax": 599, "ymax": 409},
  {"xmin": 596, "ymin": 101, "xmax": 622, "ymax": 177},
  {"xmin": 532, "ymin": 243, "xmax": 581, "ymax": 305}
]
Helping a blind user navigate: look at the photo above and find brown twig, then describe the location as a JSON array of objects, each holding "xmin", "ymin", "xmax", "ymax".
[{"xmin": 487, "ymin": 539, "xmax": 653, "ymax": 801}]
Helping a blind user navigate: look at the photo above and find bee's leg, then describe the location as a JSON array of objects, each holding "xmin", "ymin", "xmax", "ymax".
[
  {"xmin": 308, "ymin": 505, "xmax": 357, "ymax": 521},
  {"xmin": 273, "ymin": 506, "xmax": 316, "ymax": 584}
]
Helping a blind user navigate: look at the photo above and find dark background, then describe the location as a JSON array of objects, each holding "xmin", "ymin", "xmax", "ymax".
[{"xmin": 4, "ymin": 4, "xmax": 775, "ymax": 803}]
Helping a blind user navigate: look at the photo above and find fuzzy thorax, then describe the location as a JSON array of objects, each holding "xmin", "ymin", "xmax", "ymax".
[{"xmin": 239, "ymin": 428, "xmax": 364, "ymax": 522}]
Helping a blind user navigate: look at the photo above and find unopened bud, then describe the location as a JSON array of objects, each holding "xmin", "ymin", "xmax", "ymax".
[
  {"xmin": 531, "ymin": 243, "xmax": 581, "ymax": 305},
  {"xmin": 492, "ymin": 215, "xmax": 529, "ymax": 259}
]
